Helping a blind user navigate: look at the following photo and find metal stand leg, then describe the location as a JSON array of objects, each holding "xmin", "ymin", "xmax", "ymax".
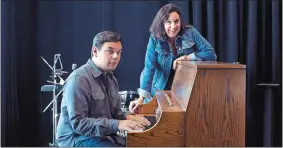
[
  {"xmin": 257, "ymin": 83, "xmax": 280, "ymax": 147},
  {"xmin": 263, "ymin": 87, "xmax": 273, "ymax": 147},
  {"xmin": 48, "ymin": 79, "xmax": 59, "ymax": 147}
]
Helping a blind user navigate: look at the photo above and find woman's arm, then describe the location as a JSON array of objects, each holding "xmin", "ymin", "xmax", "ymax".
[
  {"xmin": 191, "ymin": 27, "xmax": 217, "ymax": 61},
  {"xmin": 137, "ymin": 35, "xmax": 158, "ymax": 99}
]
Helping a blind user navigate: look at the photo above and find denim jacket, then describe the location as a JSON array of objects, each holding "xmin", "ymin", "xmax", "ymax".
[{"xmin": 138, "ymin": 26, "xmax": 217, "ymax": 103}]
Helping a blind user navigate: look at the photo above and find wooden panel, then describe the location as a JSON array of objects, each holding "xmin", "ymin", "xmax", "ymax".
[
  {"xmin": 127, "ymin": 91, "xmax": 186, "ymax": 147},
  {"xmin": 155, "ymin": 91, "xmax": 185, "ymax": 112},
  {"xmin": 137, "ymin": 96, "xmax": 157, "ymax": 114},
  {"xmin": 185, "ymin": 68, "xmax": 246, "ymax": 146},
  {"xmin": 127, "ymin": 111, "xmax": 185, "ymax": 147}
]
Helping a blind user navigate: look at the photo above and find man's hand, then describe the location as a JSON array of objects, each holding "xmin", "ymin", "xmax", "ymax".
[
  {"xmin": 129, "ymin": 97, "xmax": 144, "ymax": 113},
  {"xmin": 118, "ymin": 120, "xmax": 145, "ymax": 132},
  {"xmin": 126, "ymin": 115, "xmax": 151, "ymax": 126}
]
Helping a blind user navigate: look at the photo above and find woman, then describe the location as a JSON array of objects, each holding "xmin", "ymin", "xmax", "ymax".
[{"xmin": 129, "ymin": 3, "xmax": 217, "ymax": 113}]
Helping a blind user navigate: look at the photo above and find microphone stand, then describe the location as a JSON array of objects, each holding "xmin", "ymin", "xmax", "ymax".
[{"xmin": 41, "ymin": 54, "xmax": 67, "ymax": 147}]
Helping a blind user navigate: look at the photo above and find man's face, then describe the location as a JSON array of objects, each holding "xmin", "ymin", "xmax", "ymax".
[{"xmin": 92, "ymin": 42, "xmax": 122, "ymax": 72}]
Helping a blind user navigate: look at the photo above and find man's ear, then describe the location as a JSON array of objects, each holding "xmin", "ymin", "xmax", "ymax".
[{"xmin": 92, "ymin": 47, "xmax": 98, "ymax": 57}]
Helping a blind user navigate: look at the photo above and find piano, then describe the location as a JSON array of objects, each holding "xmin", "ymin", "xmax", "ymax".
[{"xmin": 126, "ymin": 61, "xmax": 246, "ymax": 147}]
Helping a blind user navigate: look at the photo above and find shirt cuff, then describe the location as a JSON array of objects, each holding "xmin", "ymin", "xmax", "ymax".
[
  {"xmin": 137, "ymin": 88, "xmax": 151, "ymax": 98},
  {"xmin": 116, "ymin": 110, "xmax": 127, "ymax": 120},
  {"xmin": 121, "ymin": 113, "xmax": 127, "ymax": 120},
  {"xmin": 108, "ymin": 119, "xmax": 119, "ymax": 134},
  {"xmin": 191, "ymin": 53, "xmax": 202, "ymax": 61}
]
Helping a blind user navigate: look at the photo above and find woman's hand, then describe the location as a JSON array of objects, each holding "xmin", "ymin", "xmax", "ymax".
[
  {"xmin": 129, "ymin": 96, "xmax": 144, "ymax": 113},
  {"xmin": 173, "ymin": 53, "xmax": 202, "ymax": 70},
  {"xmin": 173, "ymin": 55, "xmax": 187, "ymax": 70}
]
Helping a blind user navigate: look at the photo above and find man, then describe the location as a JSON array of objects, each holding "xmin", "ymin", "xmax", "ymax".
[{"xmin": 56, "ymin": 31, "xmax": 150, "ymax": 147}]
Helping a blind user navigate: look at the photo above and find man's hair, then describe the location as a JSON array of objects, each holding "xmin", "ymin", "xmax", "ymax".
[
  {"xmin": 92, "ymin": 31, "xmax": 123, "ymax": 56},
  {"xmin": 149, "ymin": 3, "xmax": 184, "ymax": 39}
]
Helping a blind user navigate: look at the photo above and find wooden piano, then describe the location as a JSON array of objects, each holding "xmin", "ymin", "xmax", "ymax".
[{"xmin": 126, "ymin": 61, "xmax": 246, "ymax": 147}]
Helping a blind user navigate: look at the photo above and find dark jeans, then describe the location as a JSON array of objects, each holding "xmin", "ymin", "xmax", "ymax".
[{"xmin": 74, "ymin": 137, "xmax": 124, "ymax": 147}]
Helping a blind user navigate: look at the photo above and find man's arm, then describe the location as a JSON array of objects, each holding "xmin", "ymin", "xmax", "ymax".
[{"xmin": 64, "ymin": 75, "xmax": 119, "ymax": 137}]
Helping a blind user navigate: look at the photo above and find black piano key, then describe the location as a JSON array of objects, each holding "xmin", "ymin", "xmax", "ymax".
[{"xmin": 143, "ymin": 116, "xmax": 157, "ymax": 130}]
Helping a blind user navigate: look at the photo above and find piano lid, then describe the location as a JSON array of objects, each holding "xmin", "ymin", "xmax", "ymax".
[{"xmin": 177, "ymin": 61, "xmax": 246, "ymax": 69}]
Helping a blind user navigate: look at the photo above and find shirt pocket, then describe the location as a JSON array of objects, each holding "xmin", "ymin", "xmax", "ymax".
[
  {"xmin": 91, "ymin": 89, "xmax": 105, "ymax": 100},
  {"xmin": 155, "ymin": 45, "xmax": 169, "ymax": 67},
  {"xmin": 110, "ymin": 91, "xmax": 120, "ymax": 107},
  {"xmin": 179, "ymin": 39, "xmax": 196, "ymax": 55}
]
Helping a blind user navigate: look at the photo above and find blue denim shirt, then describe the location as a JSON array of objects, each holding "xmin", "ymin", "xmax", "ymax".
[
  {"xmin": 138, "ymin": 26, "xmax": 217, "ymax": 103},
  {"xmin": 56, "ymin": 59, "xmax": 126, "ymax": 146}
]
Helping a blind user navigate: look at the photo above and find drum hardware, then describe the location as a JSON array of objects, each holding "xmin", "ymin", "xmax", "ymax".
[{"xmin": 41, "ymin": 54, "xmax": 77, "ymax": 147}]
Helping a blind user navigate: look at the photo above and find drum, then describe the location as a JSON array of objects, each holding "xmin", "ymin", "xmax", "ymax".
[{"xmin": 119, "ymin": 91, "xmax": 139, "ymax": 111}]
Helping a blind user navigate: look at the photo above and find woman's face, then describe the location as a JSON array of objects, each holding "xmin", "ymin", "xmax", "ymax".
[{"xmin": 164, "ymin": 11, "xmax": 181, "ymax": 40}]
